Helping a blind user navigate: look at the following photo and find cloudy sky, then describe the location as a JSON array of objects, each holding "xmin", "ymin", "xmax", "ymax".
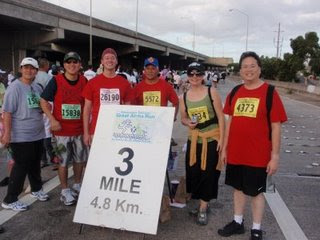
[{"xmin": 43, "ymin": 0, "xmax": 320, "ymax": 62}]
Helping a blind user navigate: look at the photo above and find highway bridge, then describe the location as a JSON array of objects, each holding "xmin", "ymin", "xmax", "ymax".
[{"xmin": 0, "ymin": 0, "xmax": 231, "ymax": 72}]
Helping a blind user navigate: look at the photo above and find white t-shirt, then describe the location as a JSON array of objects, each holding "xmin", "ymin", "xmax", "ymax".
[{"xmin": 84, "ymin": 69, "xmax": 96, "ymax": 80}]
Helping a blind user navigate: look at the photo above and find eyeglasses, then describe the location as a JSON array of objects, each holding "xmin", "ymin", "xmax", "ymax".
[
  {"xmin": 187, "ymin": 72, "xmax": 204, "ymax": 77},
  {"xmin": 65, "ymin": 60, "xmax": 79, "ymax": 64}
]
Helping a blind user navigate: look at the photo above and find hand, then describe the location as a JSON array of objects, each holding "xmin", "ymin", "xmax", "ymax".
[
  {"xmin": 188, "ymin": 120, "xmax": 198, "ymax": 129},
  {"xmin": 83, "ymin": 133, "xmax": 93, "ymax": 146},
  {"xmin": 50, "ymin": 119, "xmax": 62, "ymax": 132},
  {"xmin": 0, "ymin": 133, "xmax": 10, "ymax": 148},
  {"xmin": 266, "ymin": 154, "xmax": 279, "ymax": 176}
]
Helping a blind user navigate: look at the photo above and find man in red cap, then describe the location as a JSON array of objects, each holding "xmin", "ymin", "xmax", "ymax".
[{"xmin": 82, "ymin": 48, "xmax": 132, "ymax": 146}]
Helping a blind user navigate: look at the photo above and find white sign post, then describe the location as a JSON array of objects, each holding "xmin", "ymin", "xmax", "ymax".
[{"xmin": 73, "ymin": 105, "xmax": 175, "ymax": 235}]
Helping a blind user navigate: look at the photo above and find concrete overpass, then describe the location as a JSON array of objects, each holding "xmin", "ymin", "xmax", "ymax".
[{"xmin": 0, "ymin": 0, "xmax": 211, "ymax": 72}]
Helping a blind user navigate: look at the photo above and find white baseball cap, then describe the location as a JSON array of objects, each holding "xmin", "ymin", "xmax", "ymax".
[{"xmin": 20, "ymin": 57, "xmax": 39, "ymax": 69}]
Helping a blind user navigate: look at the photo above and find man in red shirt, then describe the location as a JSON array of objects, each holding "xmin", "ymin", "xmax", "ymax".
[
  {"xmin": 218, "ymin": 52, "xmax": 287, "ymax": 240},
  {"xmin": 40, "ymin": 52, "xmax": 88, "ymax": 206},
  {"xmin": 131, "ymin": 57, "xmax": 179, "ymax": 119},
  {"xmin": 82, "ymin": 48, "xmax": 132, "ymax": 146}
]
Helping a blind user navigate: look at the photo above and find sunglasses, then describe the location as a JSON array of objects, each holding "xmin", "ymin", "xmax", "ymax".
[
  {"xmin": 65, "ymin": 60, "xmax": 79, "ymax": 64},
  {"xmin": 187, "ymin": 72, "xmax": 204, "ymax": 77}
]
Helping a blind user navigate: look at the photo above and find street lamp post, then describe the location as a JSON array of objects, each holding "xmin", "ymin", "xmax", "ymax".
[
  {"xmin": 89, "ymin": 0, "xmax": 92, "ymax": 65},
  {"xmin": 229, "ymin": 8, "xmax": 249, "ymax": 51},
  {"xmin": 181, "ymin": 17, "xmax": 196, "ymax": 51},
  {"xmin": 135, "ymin": 0, "xmax": 139, "ymax": 42}
]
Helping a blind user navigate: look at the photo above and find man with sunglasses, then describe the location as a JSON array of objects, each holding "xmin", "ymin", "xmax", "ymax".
[
  {"xmin": 1, "ymin": 57, "xmax": 49, "ymax": 212},
  {"xmin": 131, "ymin": 57, "xmax": 179, "ymax": 117},
  {"xmin": 40, "ymin": 52, "xmax": 88, "ymax": 206}
]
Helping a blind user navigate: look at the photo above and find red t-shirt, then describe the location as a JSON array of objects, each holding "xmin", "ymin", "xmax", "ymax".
[
  {"xmin": 131, "ymin": 79, "xmax": 179, "ymax": 107},
  {"xmin": 82, "ymin": 74, "xmax": 132, "ymax": 134},
  {"xmin": 223, "ymin": 83, "xmax": 287, "ymax": 167},
  {"xmin": 53, "ymin": 74, "xmax": 87, "ymax": 136}
]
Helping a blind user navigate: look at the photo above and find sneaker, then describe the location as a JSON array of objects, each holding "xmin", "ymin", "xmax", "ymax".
[
  {"xmin": 250, "ymin": 229, "xmax": 263, "ymax": 240},
  {"xmin": 31, "ymin": 189, "xmax": 49, "ymax": 201},
  {"xmin": 188, "ymin": 204, "xmax": 211, "ymax": 216},
  {"xmin": 1, "ymin": 201, "xmax": 28, "ymax": 212},
  {"xmin": 60, "ymin": 188, "xmax": 76, "ymax": 206},
  {"xmin": 72, "ymin": 183, "xmax": 81, "ymax": 195},
  {"xmin": 217, "ymin": 220, "xmax": 245, "ymax": 237},
  {"xmin": 196, "ymin": 209, "xmax": 208, "ymax": 225}
]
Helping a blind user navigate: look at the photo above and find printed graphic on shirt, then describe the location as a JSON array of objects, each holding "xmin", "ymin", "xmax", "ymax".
[
  {"xmin": 233, "ymin": 97, "xmax": 260, "ymax": 118},
  {"xmin": 62, "ymin": 104, "xmax": 81, "ymax": 120},
  {"xmin": 100, "ymin": 88, "xmax": 120, "ymax": 105},
  {"xmin": 143, "ymin": 91, "xmax": 161, "ymax": 106},
  {"xmin": 188, "ymin": 106, "xmax": 210, "ymax": 123},
  {"xmin": 27, "ymin": 92, "xmax": 40, "ymax": 108}
]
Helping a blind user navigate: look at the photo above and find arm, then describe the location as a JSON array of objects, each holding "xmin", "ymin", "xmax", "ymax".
[
  {"xmin": 83, "ymin": 99, "xmax": 93, "ymax": 146},
  {"xmin": 220, "ymin": 116, "xmax": 231, "ymax": 165},
  {"xmin": 211, "ymin": 88, "xmax": 225, "ymax": 151},
  {"xmin": 173, "ymin": 103, "xmax": 179, "ymax": 122},
  {"xmin": 266, "ymin": 122, "xmax": 281, "ymax": 175},
  {"xmin": 40, "ymin": 98, "xmax": 61, "ymax": 132},
  {"xmin": 179, "ymin": 95, "xmax": 197, "ymax": 129},
  {"xmin": 1, "ymin": 112, "xmax": 12, "ymax": 147}
]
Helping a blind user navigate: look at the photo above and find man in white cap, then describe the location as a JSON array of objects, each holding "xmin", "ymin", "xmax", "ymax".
[{"xmin": 1, "ymin": 57, "xmax": 49, "ymax": 211}]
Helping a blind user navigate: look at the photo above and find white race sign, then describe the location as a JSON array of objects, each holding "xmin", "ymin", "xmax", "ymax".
[{"xmin": 73, "ymin": 105, "xmax": 175, "ymax": 235}]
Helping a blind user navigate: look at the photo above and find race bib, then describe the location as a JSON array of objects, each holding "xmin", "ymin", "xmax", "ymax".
[
  {"xmin": 61, "ymin": 104, "xmax": 81, "ymax": 120},
  {"xmin": 26, "ymin": 93, "xmax": 40, "ymax": 108},
  {"xmin": 100, "ymin": 88, "xmax": 120, "ymax": 105},
  {"xmin": 188, "ymin": 106, "xmax": 210, "ymax": 123},
  {"xmin": 143, "ymin": 91, "xmax": 161, "ymax": 106},
  {"xmin": 233, "ymin": 97, "xmax": 260, "ymax": 118}
]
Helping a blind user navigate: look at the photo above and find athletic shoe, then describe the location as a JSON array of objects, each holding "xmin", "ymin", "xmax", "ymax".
[
  {"xmin": 250, "ymin": 229, "xmax": 263, "ymax": 240},
  {"xmin": 217, "ymin": 220, "xmax": 245, "ymax": 237},
  {"xmin": 31, "ymin": 189, "xmax": 49, "ymax": 201},
  {"xmin": 72, "ymin": 183, "xmax": 81, "ymax": 195},
  {"xmin": 196, "ymin": 209, "xmax": 208, "ymax": 225},
  {"xmin": 1, "ymin": 201, "xmax": 28, "ymax": 211},
  {"xmin": 60, "ymin": 188, "xmax": 76, "ymax": 206},
  {"xmin": 188, "ymin": 204, "xmax": 211, "ymax": 216}
]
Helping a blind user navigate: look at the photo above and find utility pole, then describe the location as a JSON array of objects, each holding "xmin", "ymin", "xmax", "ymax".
[{"xmin": 275, "ymin": 23, "xmax": 284, "ymax": 58}]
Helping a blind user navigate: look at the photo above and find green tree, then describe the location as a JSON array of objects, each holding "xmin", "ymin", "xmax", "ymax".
[
  {"xmin": 227, "ymin": 63, "xmax": 239, "ymax": 74},
  {"xmin": 260, "ymin": 56, "xmax": 281, "ymax": 80},
  {"xmin": 278, "ymin": 53, "xmax": 303, "ymax": 82}
]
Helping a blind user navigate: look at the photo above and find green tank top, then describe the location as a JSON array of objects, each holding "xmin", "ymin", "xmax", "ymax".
[{"xmin": 186, "ymin": 93, "xmax": 219, "ymax": 143}]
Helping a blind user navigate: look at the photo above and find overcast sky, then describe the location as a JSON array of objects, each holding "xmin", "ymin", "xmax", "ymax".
[{"xmin": 43, "ymin": 0, "xmax": 320, "ymax": 62}]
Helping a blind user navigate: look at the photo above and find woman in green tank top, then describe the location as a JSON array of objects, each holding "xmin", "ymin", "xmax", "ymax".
[{"xmin": 179, "ymin": 62, "xmax": 225, "ymax": 226}]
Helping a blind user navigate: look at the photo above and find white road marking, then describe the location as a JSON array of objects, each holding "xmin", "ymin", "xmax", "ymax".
[
  {"xmin": 0, "ymin": 167, "xmax": 74, "ymax": 224},
  {"xmin": 264, "ymin": 190, "xmax": 308, "ymax": 240}
]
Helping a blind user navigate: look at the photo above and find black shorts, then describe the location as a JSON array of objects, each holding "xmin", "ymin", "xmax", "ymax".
[{"xmin": 225, "ymin": 164, "xmax": 267, "ymax": 197}]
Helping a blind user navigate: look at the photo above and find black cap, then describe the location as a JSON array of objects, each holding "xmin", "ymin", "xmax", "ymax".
[
  {"xmin": 187, "ymin": 62, "xmax": 205, "ymax": 75},
  {"xmin": 63, "ymin": 52, "xmax": 81, "ymax": 62}
]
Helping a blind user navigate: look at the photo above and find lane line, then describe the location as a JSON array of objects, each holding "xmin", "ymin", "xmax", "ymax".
[
  {"xmin": 264, "ymin": 190, "xmax": 308, "ymax": 240},
  {"xmin": 0, "ymin": 167, "xmax": 74, "ymax": 225}
]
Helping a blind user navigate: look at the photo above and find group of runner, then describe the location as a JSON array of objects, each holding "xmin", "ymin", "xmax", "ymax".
[{"xmin": 0, "ymin": 48, "xmax": 287, "ymax": 240}]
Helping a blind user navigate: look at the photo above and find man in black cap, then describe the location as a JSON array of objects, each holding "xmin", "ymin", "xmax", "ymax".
[{"xmin": 40, "ymin": 52, "xmax": 88, "ymax": 206}]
